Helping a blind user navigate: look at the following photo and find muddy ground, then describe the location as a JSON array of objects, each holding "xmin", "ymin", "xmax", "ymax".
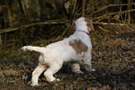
[{"xmin": 0, "ymin": 26, "xmax": 135, "ymax": 90}]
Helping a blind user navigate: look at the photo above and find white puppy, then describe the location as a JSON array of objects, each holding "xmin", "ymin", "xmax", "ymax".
[{"xmin": 21, "ymin": 17, "xmax": 95, "ymax": 86}]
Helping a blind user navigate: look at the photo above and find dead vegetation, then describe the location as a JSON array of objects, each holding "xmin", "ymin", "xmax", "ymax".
[{"xmin": 0, "ymin": 26, "xmax": 135, "ymax": 89}]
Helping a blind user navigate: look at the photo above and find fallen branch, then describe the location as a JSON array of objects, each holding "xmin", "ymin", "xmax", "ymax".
[{"xmin": 0, "ymin": 20, "xmax": 67, "ymax": 34}]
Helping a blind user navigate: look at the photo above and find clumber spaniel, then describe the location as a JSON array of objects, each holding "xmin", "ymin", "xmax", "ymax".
[{"xmin": 21, "ymin": 17, "xmax": 95, "ymax": 86}]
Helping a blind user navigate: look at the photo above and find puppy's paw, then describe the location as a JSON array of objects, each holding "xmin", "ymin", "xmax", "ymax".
[
  {"xmin": 77, "ymin": 70, "xmax": 84, "ymax": 74},
  {"xmin": 73, "ymin": 70, "xmax": 84, "ymax": 74},
  {"xmin": 27, "ymin": 81, "xmax": 39, "ymax": 87},
  {"xmin": 90, "ymin": 68, "xmax": 96, "ymax": 72},
  {"xmin": 56, "ymin": 78, "xmax": 60, "ymax": 82},
  {"xmin": 48, "ymin": 78, "xmax": 60, "ymax": 84},
  {"xmin": 31, "ymin": 83, "xmax": 39, "ymax": 87},
  {"xmin": 52, "ymin": 78, "xmax": 60, "ymax": 82}
]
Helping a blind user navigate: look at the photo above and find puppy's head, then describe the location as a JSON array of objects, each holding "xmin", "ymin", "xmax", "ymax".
[
  {"xmin": 84, "ymin": 18, "xmax": 95, "ymax": 32},
  {"xmin": 75, "ymin": 17, "xmax": 95, "ymax": 32}
]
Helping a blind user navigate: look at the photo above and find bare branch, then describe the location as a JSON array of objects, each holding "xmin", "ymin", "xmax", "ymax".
[
  {"xmin": 90, "ymin": 3, "xmax": 135, "ymax": 16},
  {"xmin": 0, "ymin": 20, "xmax": 67, "ymax": 34}
]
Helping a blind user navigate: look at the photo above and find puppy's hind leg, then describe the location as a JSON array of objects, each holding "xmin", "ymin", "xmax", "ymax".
[
  {"xmin": 31, "ymin": 63, "xmax": 47, "ymax": 86},
  {"xmin": 44, "ymin": 62, "xmax": 62, "ymax": 82}
]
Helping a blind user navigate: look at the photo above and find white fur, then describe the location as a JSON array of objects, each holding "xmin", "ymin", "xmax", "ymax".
[{"xmin": 21, "ymin": 17, "xmax": 95, "ymax": 86}]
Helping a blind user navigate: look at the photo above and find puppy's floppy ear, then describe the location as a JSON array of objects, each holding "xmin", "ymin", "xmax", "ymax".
[
  {"xmin": 85, "ymin": 18, "xmax": 95, "ymax": 32},
  {"xmin": 71, "ymin": 21, "xmax": 76, "ymax": 34}
]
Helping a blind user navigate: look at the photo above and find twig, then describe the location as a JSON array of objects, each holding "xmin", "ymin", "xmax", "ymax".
[
  {"xmin": 98, "ymin": 26, "xmax": 111, "ymax": 33},
  {"xmin": 61, "ymin": 24, "xmax": 70, "ymax": 37},
  {"xmin": 93, "ymin": 9, "xmax": 135, "ymax": 20}
]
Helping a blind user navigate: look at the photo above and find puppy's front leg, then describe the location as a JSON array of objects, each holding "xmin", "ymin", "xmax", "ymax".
[
  {"xmin": 44, "ymin": 62, "xmax": 62, "ymax": 82},
  {"xmin": 72, "ymin": 63, "xmax": 83, "ymax": 74},
  {"xmin": 84, "ymin": 59, "xmax": 95, "ymax": 72},
  {"xmin": 84, "ymin": 63, "xmax": 95, "ymax": 72}
]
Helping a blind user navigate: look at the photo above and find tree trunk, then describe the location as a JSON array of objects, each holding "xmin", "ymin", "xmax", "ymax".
[
  {"xmin": 127, "ymin": 0, "xmax": 131, "ymax": 24},
  {"xmin": 21, "ymin": 0, "xmax": 41, "ymax": 19},
  {"xmin": 0, "ymin": 35, "xmax": 2, "ymax": 45},
  {"xmin": 82, "ymin": 0, "xmax": 86, "ymax": 16}
]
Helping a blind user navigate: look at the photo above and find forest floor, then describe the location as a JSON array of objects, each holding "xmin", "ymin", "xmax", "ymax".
[{"xmin": 0, "ymin": 26, "xmax": 135, "ymax": 90}]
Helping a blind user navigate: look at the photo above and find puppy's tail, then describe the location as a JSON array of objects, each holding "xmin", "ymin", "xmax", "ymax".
[{"xmin": 21, "ymin": 46, "xmax": 46, "ymax": 54}]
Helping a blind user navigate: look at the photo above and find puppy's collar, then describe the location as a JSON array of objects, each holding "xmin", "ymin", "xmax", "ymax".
[{"xmin": 77, "ymin": 30, "xmax": 90, "ymax": 36}]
